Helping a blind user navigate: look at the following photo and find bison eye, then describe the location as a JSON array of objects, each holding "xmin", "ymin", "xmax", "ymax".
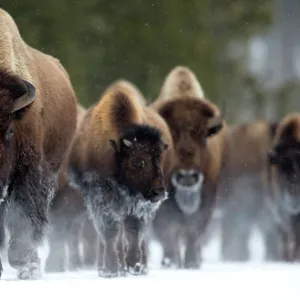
[
  {"xmin": 132, "ymin": 159, "xmax": 145, "ymax": 169},
  {"xmin": 5, "ymin": 127, "xmax": 14, "ymax": 141}
]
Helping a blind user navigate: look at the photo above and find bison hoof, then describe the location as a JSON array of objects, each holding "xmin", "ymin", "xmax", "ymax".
[
  {"xmin": 18, "ymin": 263, "xmax": 41, "ymax": 280},
  {"xmin": 98, "ymin": 268, "xmax": 120, "ymax": 278},
  {"xmin": 128, "ymin": 262, "xmax": 144, "ymax": 275},
  {"xmin": 141, "ymin": 266, "xmax": 148, "ymax": 275},
  {"xmin": 162, "ymin": 257, "xmax": 179, "ymax": 269},
  {"xmin": 69, "ymin": 261, "xmax": 83, "ymax": 272},
  {"xmin": 185, "ymin": 261, "xmax": 201, "ymax": 269},
  {"xmin": 118, "ymin": 267, "xmax": 128, "ymax": 277}
]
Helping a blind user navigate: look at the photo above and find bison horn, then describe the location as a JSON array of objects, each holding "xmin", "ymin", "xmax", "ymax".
[
  {"xmin": 123, "ymin": 139, "xmax": 133, "ymax": 148},
  {"xmin": 12, "ymin": 80, "xmax": 36, "ymax": 113}
]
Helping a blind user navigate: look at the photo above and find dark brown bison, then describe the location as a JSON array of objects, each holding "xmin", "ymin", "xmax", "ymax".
[
  {"xmin": 218, "ymin": 119, "xmax": 280, "ymax": 261},
  {"xmin": 267, "ymin": 113, "xmax": 300, "ymax": 261},
  {"xmin": 68, "ymin": 80, "xmax": 173, "ymax": 277},
  {"xmin": 151, "ymin": 66, "xmax": 228, "ymax": 269},
  {"xmin": 45, "ymin": 104, "xmax": 98, "ymax": 272},
  {"xmin": 0, "ymin": 9, "xmax": 77, "ymax": 279}
]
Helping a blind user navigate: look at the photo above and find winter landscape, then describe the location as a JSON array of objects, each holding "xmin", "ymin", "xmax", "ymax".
[{"xmin": 1, "ymin": 223, "xmax": 299, "ymax": 300}]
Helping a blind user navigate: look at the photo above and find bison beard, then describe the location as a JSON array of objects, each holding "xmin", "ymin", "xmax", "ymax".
[{"xmin": 171, "ymin": 169, "xmax": 204, "ymax": 214}]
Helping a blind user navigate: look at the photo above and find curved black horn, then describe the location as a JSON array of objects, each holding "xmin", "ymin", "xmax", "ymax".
[{"xmin": 12, "ymin": 80, "xmax": 36, "ymax": 113}]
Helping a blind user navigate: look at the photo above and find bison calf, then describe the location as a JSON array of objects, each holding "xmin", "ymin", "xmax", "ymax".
[
  {"xmin": 69, "ymin": 80, "xmax": 173, "ymax": 277},
  {"xmin": 0, "ymin": 8, "xmax": 77, "ymax": 279}
]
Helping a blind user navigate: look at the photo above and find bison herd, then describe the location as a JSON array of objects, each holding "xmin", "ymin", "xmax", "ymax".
[{"xmin": 0, "ymin": 8, "xmax": 299, "ymax": 280}]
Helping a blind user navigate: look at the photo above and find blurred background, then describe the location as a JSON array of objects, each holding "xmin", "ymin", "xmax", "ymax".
[{"xmin": 2, "ymin": 0, "xmax": 300, "ymax": 124}]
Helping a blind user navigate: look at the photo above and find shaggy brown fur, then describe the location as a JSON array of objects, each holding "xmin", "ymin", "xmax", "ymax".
[
  {"xmin": 69, "ymin": 80, "xmax": 173, "ymax": 277},
  {"xmin": 267, "ymin": 114, "xmax": 300, "ymax": 261},
  {"xmin": 0, "ymin": 8, "xmax": 77, "ymax": 279},
  {"xmin": 218, "ymin": 119, "xmax": 279, "ymax": 261},
  {"xmin": 151, "ymin": 66, "xmax": 228, "ymax": 269}
]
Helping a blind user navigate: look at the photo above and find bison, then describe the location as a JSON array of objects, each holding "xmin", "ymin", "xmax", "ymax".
[
  {"xmin": 267, "ymin": 113, "xmax": 300, "ymax": 261},
  {"xmin": 150, "ymin": 66, "xmax": 228, "ymax": 269},
  {"xmin": 0, "ymin": 8, "xmax": 77, "ymax": 279},
  {"xmin": 68, "ymin": 80, "xmax": 173, "ymax": 277},
  {"xmin": 218, "ymin": 119, "xmax": 280, "ymax": 261},
  {"xmin": 45, "ymin": 104, "xmax": 98, "ymax": 272}
]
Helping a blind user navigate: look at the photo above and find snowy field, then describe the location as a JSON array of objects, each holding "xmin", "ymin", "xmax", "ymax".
[{"xmin": 1, "ymin": 225, "xmax": 300, "ymax": 300}]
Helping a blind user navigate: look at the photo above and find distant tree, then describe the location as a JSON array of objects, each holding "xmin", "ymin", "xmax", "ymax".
[{"xmin": 1, "ymin": 0, "xmax": 275, "ymax": 112}]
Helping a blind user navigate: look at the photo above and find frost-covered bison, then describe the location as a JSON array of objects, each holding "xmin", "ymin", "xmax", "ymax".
[
  {"xmin": 151, "ymin": 66, "xmax": 228, "ymax": 269},
  {"xmin": 0, "ymin": 8, "xmax": 77, "ymax": 279},
  {"xmin": 69, "ymin": 80, "xmax": 173, "ymax": 277}
]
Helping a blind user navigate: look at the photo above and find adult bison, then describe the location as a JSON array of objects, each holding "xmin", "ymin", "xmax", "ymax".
[
  {"xmin": 68, "ymin": 80, "xmax": 173, "ymax": 277},
  {"xmin": 151, "ymin": 66, "xmax": 228, "ymax": 269},
  {"xmin": 267, "ymin": 113, "xmax": 300, "ymax": 261},
  {"xmin": 0, "ymin": 8, "xmax": 77, "ymax": 279},
  {"xmin": 218, "ymin": 119, "xmax": 280, "ymax": 261},
  {"xmin": 45, "ymin": 105, "xmax": 98, "ymax": 272}
]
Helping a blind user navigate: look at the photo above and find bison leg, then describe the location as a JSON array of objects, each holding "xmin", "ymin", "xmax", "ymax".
[
  {"xmin": 7, "ymin": 166, "xmax": 54, "ymax": 280},
  {"xmin": 220, "ymin": 205, "xmax": 251, "ymax": 261},
  {"xmin": 184, "ymin": 234, "xmax": 201, "ymax": 269},
  {"xmin": 45, "ymin": 214, "xmax": 67, "ymax": 273},
  {"xmin": 0, "ymin": 206, "xmax": 5, "ymax": 279},
  {"xmin": 124, "ymin": 216, "xmax": 146, "ymax": 275},
  {"xmin": 263, "ymin": 226, "xmax": 282, "ymax": 261},
  {"xmin": 67, "ymin": 219, "xmax": 83, "ymax": 271},
  {"xmin": 82, "ymin": 218, "xmax": 97, "ymax": 269},
  {"xmin": 6, "ymin": 202, "xmax": 43, "ymax": 280},
  {"xmin": 116, "ymin": 226, "xmax": 127, "ymax": 275},
  {"xmin": 160, "ymin": 231, "xmax": 181, "ymax": 269},
  {"xmin": 140, "ymin": 240, "xmax": 149, "ymax": 275},
  {"xmin": 94, "ymin": 213, "xmax": 121, "ymax": 278}
]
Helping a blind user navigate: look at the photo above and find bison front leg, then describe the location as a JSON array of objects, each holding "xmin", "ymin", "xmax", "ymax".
[
  {"xmin": 45, "ymin": 214, "xmax": 67, "ymax": 273},
  {"xmin": 94, "ymin": 213, "xmax": 122, "ymax": 278},
  {"xmin": 124, "ymin": 216, "xmax": 146, "ymax": 275},
  {"xmin": 160, "ymin": 233, "xmax": 181, "ymax": 269},
  {"xmin": 7, "ymin": 165, "xmax": 55, "ymax": 280},
  {"xmin": 184, "ymin": 234, "xmax": 201, "ymax": 269},
  {"xmin": 0, "ymin": 206, "xmax": 5, "ymax": 279}
]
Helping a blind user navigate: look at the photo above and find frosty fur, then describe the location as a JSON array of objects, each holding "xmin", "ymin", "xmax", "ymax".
[{"xmin": 70, "ymin": 170, "xmax": 166, "ymax": 277}]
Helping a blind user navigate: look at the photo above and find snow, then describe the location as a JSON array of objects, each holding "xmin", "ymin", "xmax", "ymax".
[{"xmin": 1, "ymin": 225, "xmax": 300, "ymax": 300}]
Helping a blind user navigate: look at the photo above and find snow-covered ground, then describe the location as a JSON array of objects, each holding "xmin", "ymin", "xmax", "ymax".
[{"xmin": 1, "ymin": 226, "xmax": 299, "ymax": 300}]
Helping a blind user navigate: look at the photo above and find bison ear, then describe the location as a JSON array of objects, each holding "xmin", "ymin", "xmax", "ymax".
[
  {"xmin": 206, "ymin": 115, "xmax": 223, "ymax": 137},
  {"xmin": 12, "ymin": 80, "xmax": 36, "ymax": 113}
]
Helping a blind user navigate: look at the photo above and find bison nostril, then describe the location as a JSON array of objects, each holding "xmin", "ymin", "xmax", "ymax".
[
  {"xmin": 148, "ymin": 188, "xmax": 165, "ymax": 202},
  {"xmin": 174, "ymin": 170, "xmax": 200, "ymax": 187}
]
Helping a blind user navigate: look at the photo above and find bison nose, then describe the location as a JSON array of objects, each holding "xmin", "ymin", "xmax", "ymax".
[
  {"xmin": 175, "ymin": 170, "xmax": 200, "ymax": 187},
  {"xmin": 148, "ymin": 187, "xmax": 166, "ymax": 203}
]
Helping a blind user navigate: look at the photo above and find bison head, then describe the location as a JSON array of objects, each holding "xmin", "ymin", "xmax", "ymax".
[
  {"xmin": 0, "ymin": 70, "xmax": 36, "ymax": 200},
  {"xmin": 268, "ymin": 120, "xmax": 300, "ymax": 214},
  {"xmin": 110, "ymin": 124, "xmax": 169, "ymax": 203},
  {"xmin": 157, "ymin": 98, "xmax": 224, "ymax": 214}
]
